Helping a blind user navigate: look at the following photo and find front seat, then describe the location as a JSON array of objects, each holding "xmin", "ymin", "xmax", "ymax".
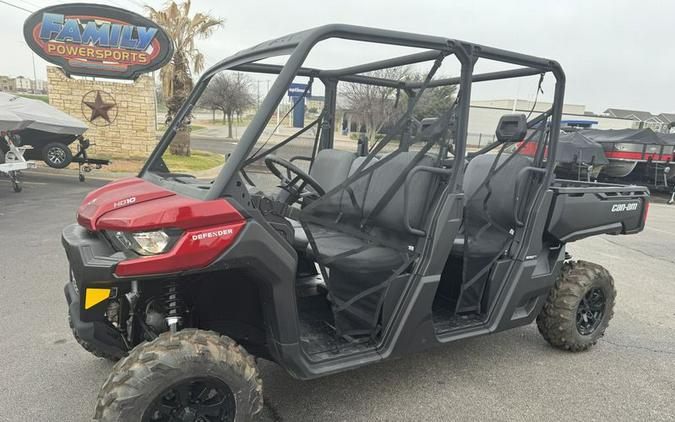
[
  {"xmin": 307, "ymin": 151, "xmax": 437, "ymax": 335},
  {"xmin": 289, "ymin": 149, "xmax": 356, "ymax": 249}
]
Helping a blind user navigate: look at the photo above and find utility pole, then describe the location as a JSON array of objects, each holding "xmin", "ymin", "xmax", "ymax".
[
  {"xmin": 31, "ymin": 52, "xmax": 37, "ymax": 94},
  {"xmin": 256, "ymin": 80, "xmax": 260, "ymax": 111}
]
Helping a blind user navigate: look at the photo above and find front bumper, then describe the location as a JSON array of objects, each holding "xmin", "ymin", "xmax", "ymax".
[
  {"xmin": 62, "ymin": 223, "xmax": 128, "ymax": 358},
  {"xmin": 64, "ymin": 281, "xmax": 127, "ymax": 359},
  {"xmin": 61, "ymin": 223, "xmax": 125, "ymax": 292}
]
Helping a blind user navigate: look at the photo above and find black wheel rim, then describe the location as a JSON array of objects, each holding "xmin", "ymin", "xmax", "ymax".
[
  {"xmin": 142, "ymin": 376, "xmax": 236, "ymax": 422},
  {"xmin": 576, "ymin": 287, "xmax": 606, "ymax": 335}
]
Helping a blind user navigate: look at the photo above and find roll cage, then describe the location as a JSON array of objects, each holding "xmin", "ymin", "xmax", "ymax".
[
  {"xmin": 140, "ymin": 24, "xmax": 566, "ymax": 201},
  {"xmin": 136, "ymin": 24, "xmax": 572, "ymax": 375}
]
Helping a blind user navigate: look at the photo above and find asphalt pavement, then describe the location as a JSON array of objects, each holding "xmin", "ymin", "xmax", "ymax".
[{"xmin": 0, "ymin": 171, "xmax": 673, "ymax": 421}]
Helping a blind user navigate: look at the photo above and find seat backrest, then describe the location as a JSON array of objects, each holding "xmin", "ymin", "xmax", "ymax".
[
  {"xmin": 309, "ymin": 149, "xmax": 356, "ymax": 191},
  {"xmin": 309, "ymin": 150, "xmax": 438, "ymax": 237},
  {"xmin": 339, "ymin": 156, "xmax": 379, "ymax": 219},
  {"xmin": 462, "ymin": 153, "xmax": 533, "ymax": 229},
  {"xmin": 363, "ymin": 152, "xmax": 436, "ymax": 234},
  {"xmin": 308, "ymin": 149, "xmax": 356, "ymax": 213}
]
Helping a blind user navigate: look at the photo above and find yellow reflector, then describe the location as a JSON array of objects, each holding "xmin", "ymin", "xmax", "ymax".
[{"xmin": 84, "ymin": 288, "xmax": 111, "ymax": 310}]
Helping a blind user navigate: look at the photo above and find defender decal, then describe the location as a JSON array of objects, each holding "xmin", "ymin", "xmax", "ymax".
[{"xmin": 191, "ymin": 228, "xmax": 234, "ymax": 241}]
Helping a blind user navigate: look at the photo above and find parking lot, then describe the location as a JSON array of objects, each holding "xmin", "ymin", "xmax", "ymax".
[{"xmin": 0, "ymin": 171, "xmax": 673, "ymax": 421}]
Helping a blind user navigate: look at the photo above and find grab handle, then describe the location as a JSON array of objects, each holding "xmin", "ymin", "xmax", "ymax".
[
  {"xmin": 513, "ymin": 166, "xmax": 546, "ymax": 227},
  {"xmin": 404, "ymin": 166, "xmax": 452, "ymax": 236}
]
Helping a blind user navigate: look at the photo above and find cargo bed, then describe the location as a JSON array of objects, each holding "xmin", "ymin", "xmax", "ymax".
[{"xmin": 546, "ymin": 179, "xmax": 649, "ymax": 242}]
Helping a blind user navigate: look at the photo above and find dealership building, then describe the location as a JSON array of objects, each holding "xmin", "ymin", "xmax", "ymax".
[{"xmin": 465, "ymin": 99, "xmax": 673, "ymax": 147}]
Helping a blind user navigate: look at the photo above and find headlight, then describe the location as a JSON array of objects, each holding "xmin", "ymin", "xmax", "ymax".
[
  {"xmin": 108, "ymin": 229, "xmax": 179, "ymax": 256},
  {"xmin": 131, "ymin": 231, "xmax": 170, "ymax": 255}
]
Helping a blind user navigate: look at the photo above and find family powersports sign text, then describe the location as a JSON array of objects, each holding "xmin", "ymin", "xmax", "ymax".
[{"xmin": 23, "ymin": 3, "xmax": 173, "ymax": 79}]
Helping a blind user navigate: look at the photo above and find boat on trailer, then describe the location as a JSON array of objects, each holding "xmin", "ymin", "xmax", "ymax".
[{"xmin": 581, "ymin": 128, "xmax": 674, "ymax": 180}]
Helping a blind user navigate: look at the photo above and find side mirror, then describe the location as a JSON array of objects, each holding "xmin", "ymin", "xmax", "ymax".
[{"xmin": 496, "ymin": 114, "xmax": 527, "ymax": 142}]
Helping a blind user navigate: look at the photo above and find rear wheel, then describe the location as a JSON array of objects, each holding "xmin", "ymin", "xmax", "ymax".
[
  {"xmin": 94, "ymin": 329, "xmax": 263, "ymax": 422},
  {"xmin": 536, "ymin": 260, "xmax": 615, "ymax": 352}
]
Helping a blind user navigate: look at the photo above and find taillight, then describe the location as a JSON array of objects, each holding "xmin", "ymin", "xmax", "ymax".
[{"xmin": 643, "ymin": 200, "xmax": 650, "ymax": 224}]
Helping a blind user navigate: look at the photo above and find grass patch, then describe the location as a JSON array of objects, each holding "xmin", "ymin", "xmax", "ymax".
[
  {"xmin": 156, "ymin": 124, "xmax": 206, "ymax": 135},
  {"xmin": 162, "ymin": 149, "xmax": 224, "ymax": 172},
  {"xmin": 18, "ymin": 93, "xmax": 49, "ymax": 103},
  {"xmin": 104, "ymin": 150, "xmax": 223, "ymax": 173}
]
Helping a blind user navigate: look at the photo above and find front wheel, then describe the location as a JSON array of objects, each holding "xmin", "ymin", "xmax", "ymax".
[
  {"xmin": 94, "ymin": 329, "xmax": 263, "ymax": 422},
  {"xmin": 536, "ymin": 260, "xmax": 616, "ymax": 352}
]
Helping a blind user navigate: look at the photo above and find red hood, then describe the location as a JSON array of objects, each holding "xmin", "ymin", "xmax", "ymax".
[
  {"xmin": 78, "ymin": 178, "xmax": 175, "ymax": 230},
  {"xmin": 77, "ymin": 177, "xmax": 243, "ymax": 232}
]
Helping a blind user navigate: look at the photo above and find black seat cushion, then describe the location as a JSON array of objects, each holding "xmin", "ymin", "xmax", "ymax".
[{"xmin": 309, "ymin": 232, "xmax": 407, "ymax": 274}]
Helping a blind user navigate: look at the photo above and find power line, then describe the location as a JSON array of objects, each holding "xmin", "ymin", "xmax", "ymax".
[
  {"xmin": 0, "ymin": 0, "xmax": 33, "ymax": 13},
  {"xmin": 17, "ymin": 0, "xmax": 40, "ymax": 10}
]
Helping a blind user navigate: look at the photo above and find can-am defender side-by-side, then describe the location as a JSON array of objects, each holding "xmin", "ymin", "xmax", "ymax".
[{"xmin": 62, "ymin": 25, "xmax": 649, "ymax": 421}]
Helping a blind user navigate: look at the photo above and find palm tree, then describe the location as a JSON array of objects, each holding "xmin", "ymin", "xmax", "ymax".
[{"xmin": 146, "ymin": 0, "xmax": 222, "ymax": 156}]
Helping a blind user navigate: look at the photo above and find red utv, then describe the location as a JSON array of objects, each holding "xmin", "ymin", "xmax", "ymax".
[{"xmin": 62, "ymin": 25, "xmax": 649, "ymax": 421}]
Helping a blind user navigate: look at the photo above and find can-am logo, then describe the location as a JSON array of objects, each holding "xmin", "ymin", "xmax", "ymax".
[
  {"xmin": 192, "ymin": 229, "xmax": 234, "ymax": 241},
  {"xmin": 23, "ymin": 4, "xmax": 173, "ymax": 79},
  {"xmin": 113, "ymin": 197, "xmax": 136, "ymax": 208},
  {"xmin": 611, "ymin": 202, "xmax": 639, "ymax": 212}
]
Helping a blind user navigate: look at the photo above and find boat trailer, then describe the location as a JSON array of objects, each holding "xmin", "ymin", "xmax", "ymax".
[
  {"xmin": 0, "ymin": 132, "xmax": 36, "ymax": 192},
  {"xmin": 71, "ymin": 135, "xmax": 111, "ymax": 182}
]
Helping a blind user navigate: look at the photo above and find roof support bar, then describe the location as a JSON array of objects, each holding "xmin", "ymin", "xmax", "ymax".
[
  {"xmin": 235, "ymin": 62, "xmax": 545, "ymax": 91},
  {"xmin": 407, "ymin": 67, "xmax": 544, "ymax": 89},
  {"xmin": 322, "ymin": 50, "xmax": 444, "ymax": 78},
  {"xmin": 233, "ymin": 62, "xmax": 319, "ymax": 78},
  {"xmin": 475, "ymin": 45, "xmax": 556, "ymax": 71}
]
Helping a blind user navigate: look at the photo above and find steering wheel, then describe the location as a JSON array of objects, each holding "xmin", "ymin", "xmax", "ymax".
[{"xmin": 264, "ymin": 155, "xmax": 325, "ymax": 205}]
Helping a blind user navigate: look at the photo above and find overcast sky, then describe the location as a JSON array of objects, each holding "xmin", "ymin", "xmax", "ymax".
[{"xmin": 2, "ymin": 0, "xmax": 673, "ymax": 114}]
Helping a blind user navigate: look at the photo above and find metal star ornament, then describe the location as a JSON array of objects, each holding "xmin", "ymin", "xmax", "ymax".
[{"xmin": 82, "ymin": 90, "xmax": 117, "ymax": 124}]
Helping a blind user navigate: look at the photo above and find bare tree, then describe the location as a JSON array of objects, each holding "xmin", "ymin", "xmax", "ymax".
[
  {"xmin": 200, "ymin": 72, "xmax": 255, "ymax": 139},
  {"xmin": 340, "ymin": 67, "xmax": 410, "ymax": 143}
]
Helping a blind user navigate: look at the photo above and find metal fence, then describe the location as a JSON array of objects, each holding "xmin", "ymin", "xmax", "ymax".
[{"xmin": 467, "ymin": 132, "xmax": 497, "ymax": 149}]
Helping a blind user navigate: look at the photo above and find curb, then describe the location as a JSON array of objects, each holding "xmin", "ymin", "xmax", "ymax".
[{"xmin": 23, "ymin": 165, "xmax": 133, "ymax": 181}]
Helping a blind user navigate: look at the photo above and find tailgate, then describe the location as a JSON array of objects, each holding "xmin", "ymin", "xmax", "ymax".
[{"xmin": 546, "ymin": 180, "xmax": 650, "ymax": 243}]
